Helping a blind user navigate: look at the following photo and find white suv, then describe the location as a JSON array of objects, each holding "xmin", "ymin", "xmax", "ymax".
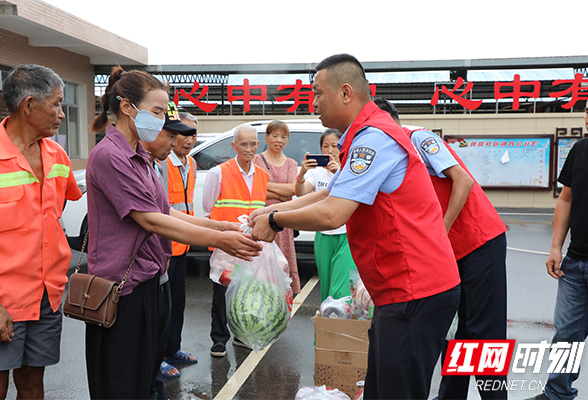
[{"xmin": 62, "ymin": 119, "xmax": 328, "ymax": 255}]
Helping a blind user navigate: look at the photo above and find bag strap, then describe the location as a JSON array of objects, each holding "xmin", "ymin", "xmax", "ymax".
[
  {"xmin": 73, "ymin": 231, "xmax": 89, "ymax": 274},
  {"xmin": 259, "ymin": 154, "xmax": 276, "ymax": 183},
  {"xmin": 74, "ymin": 230, "xmax": 138, "ymax": 293}
]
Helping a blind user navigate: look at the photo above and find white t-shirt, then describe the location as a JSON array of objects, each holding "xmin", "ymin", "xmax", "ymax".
[{"xmin": 305, "ymin": 167, "xmax": 347, "ymax": 236}]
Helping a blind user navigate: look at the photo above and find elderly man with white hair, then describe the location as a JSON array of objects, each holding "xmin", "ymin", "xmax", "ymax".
[{"xmin": 202, "ymin": 124, "xmax": 269, "ymax": 357}]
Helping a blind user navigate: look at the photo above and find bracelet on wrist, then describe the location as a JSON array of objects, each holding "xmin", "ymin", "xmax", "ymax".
[{"xmin": 296, "ymin": 177, "xmax": 305, "ymax": 184}]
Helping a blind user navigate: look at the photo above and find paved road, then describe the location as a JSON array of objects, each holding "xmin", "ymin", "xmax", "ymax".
[{"xmin": 6, "ymin": 211, "xmax": 587, "ymax": 399}]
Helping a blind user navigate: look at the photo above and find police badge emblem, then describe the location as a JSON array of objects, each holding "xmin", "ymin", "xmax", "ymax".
[
  {"xmin": 349, "ymin": 146, "xmax": 377, "ymax": 175},
  {"xmin": 420, "ymin": 137, "xmax": 440, "ymax": 155}
]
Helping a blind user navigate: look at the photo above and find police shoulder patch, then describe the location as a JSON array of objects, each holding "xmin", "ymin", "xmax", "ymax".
[
  {"xmin": 420, "ymin": 136, "xmax": 440, "ymax": 155},
  {"xmin": 349, "ymin": 146, "xmax": 377, "ymax": 176}
]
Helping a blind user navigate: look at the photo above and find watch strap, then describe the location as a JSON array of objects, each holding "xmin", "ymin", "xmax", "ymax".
[{"xmin": 269, "ymin": 210, "xmax": 284, "ymax": 232}]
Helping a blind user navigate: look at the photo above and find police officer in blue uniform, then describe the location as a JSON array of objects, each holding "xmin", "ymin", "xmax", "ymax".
[{"xmin": 375, "ymin": 98, "xmax": 508, "ymax": 400}]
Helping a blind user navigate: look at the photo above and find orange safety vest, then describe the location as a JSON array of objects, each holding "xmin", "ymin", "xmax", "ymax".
[
  {"xmin": 210, "ymin": 158, "xmax": 268, "ymax": 228},
  {"xmin": 161, "ymin": 155, "xmax": 196, "ymax": 256}
]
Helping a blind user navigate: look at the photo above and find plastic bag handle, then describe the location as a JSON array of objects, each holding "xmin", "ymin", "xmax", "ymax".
[{"xmin": 238, "ymin": 214, "xmax": 253, "ymax": 235}]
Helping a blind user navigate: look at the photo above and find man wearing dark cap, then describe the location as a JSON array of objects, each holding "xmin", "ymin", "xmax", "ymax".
[
  {"xmin": 140, "ymin": 101, "xmax": 197, "ymax": 398},
  {"xmin": 142, "ymin": 102, "xmax": 195, "ymax": 165},
  {"xmin": 159, "ymin": 107, "xmax": 199, "ymax": 370}
]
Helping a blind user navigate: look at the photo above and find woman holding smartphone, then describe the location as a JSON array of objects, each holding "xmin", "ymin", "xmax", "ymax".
[{"xmin": 295, "ymin": 129, "xmax": 357, "ymax": 302}]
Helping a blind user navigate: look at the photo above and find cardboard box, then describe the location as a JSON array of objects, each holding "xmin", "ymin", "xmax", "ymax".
[{"xmin": 313, "ymin": 315, "xmax": 371, "ymax": 398}]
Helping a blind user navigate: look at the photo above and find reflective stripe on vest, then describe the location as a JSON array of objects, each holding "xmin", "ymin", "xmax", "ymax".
[
  {"xmin": 46, "ymin": 164, "xmax": 70, "ymax": 179},
  {"xmin": 0, "ymin": 170, "xmax": 39, "ymax": 188},
  {"xmin": 213, "ymin": 199, "xmax": 266, "ymax": 209},
  {"xmin": 0, "ymin": 163, "xmax": 70, "ymax": 188},
  {"xmin": 0, "ymin": 171, "xmax": 39, "ymax": 188}
]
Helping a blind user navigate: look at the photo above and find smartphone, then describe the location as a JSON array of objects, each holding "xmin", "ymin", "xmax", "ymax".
[{"xmin": 307, "ymin": 154, "xmax": 330, "ymax": 167}]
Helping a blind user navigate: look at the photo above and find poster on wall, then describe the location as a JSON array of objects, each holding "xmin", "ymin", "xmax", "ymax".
[
  {"xmin": 444, "ymin": 135, "xmax": 553, "ymax": 189},
  {"xmin": 555, "ymin": 137, "xmax": 580, "ymax": 190}
]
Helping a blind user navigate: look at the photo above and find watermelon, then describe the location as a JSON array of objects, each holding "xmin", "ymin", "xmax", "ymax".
[{"xmin": 227, "ymin": 276, "xmax": 290, "ymax": 351}]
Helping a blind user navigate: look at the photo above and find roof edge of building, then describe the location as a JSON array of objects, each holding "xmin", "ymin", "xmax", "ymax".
[{"xmin": 0, "ymin": 0, "xmax": 148, "ymax": 65}]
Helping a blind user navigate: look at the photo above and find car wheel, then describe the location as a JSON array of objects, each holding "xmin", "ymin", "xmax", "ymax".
[{"xmin": 67, "ymin": 215, "xmax": 88, "ymax": 251}]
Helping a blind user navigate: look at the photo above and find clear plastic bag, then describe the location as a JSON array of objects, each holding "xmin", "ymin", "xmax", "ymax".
[
  {"xmin": 210, "ymin": 215, "xmax": 289, "ymax": 286},
  {"xmin": 349, "ymin": 271, "xmax": 373, "ymax": 320},
  {"xmin": 295, "ymin": 385, "xmax": 351, "ymax": 400},
  {"xmin": 320, "ymin": 295, "xmax": 352, "ymax": 319},
  {"xmin": 225, "ymin": 231, "xmax": 293, "ymax": 351}
]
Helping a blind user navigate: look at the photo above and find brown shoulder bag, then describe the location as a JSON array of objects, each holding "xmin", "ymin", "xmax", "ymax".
[{"xmin": 63, "ymin": 232, "xmax": 136, "ymax": 328}]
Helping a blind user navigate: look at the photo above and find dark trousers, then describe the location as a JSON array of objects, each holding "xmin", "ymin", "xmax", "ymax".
[
  {"xmin": 364, "ymin": 285, "xmax": 460, "ymax": 400},
  {"xmin": 438, "ymin": 233, "xmax": 508, "ymax": 400},
  {"xmin": 154, "ymin": 281, "xmax": 172, "ymax": 400},
  {"xmin": 86, "ymin": 275, "xmax": 165, "ymax": 400},
  {"xmin": 166, "ymin": 254, "xmax": 187, "ymax": 357},
  {"xmin": 210, "ymin": 282, "xmax": 231, "ymax": 344}
]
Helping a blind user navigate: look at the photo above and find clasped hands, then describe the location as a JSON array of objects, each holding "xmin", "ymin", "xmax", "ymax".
[{"xmin": 247, "ymin": 208, "xmax": 278, "ymax": 243}]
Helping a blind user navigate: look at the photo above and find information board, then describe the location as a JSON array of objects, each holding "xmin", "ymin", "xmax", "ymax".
[
  {"xmin": 444, "ymin": 135, "xmax": 552, "ymax": 189},
  {"xmin": 555, "ymin": 137, "xmax": 580, "ymax": 189}
]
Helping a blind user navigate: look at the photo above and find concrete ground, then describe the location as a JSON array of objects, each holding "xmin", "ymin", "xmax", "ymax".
[{"xmin": 5, "ymin": 210, "xmax": 588, "ymax": 399}]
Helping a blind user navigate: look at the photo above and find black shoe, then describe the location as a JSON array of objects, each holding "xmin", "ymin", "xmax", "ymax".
[
  {"xmin": 210, "ymin": 342, "xmax": 226, "ymax": 357},
  {"xmin": 232, "ymin": 337, "xmax": 252, "ymax": 350},
  {"xmin": 524, "ymin": 393, "xmax": 550, "ymax": 400}
]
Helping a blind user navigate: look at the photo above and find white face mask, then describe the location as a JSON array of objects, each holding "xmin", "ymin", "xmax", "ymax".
[{"xmin": 130, "ymin": 102, "xmax": 165, "ymax": 143}]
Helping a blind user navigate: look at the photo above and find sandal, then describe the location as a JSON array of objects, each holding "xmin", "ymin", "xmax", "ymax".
[
  {"xmin": 165, "ymin": 350, "xmax": 198, "ymax": 364},
  {"xmin": 160, "ymin": 361, "xmax": 180, "ymax": 378}
]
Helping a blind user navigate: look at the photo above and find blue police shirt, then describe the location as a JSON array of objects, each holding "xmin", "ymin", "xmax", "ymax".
[
  {"xmin": 409, "ymin": 129, "xmax": 457, "ymax": 178},
  {"xmin": 328, "ymin": 126, "xmax": 409, "ymax": 206}
]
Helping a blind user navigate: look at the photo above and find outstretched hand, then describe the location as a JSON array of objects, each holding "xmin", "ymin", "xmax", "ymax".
[
  {"xmin": 218, "ymin": 231, "xmax": 263, "ymax": 261},
  {"xmin": 217, "ymin": 221, "xmax": 241, "ymax": 232}
]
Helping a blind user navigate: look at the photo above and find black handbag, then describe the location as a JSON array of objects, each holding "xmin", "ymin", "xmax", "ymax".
[{"xmin": 63, "ymin": 232, "xmax": 136, "ymax": 328}]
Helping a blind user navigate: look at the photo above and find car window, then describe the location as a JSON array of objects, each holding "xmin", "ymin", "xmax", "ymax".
[
  {"xmin": 193, "ymin": 130, "xmax": 323, "ymax": 171},
  {"xmin": 193, "ymin": 137, "xmax": 234, "ymax": 170}
]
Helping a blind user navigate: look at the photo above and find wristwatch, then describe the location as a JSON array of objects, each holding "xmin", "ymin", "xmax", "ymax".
[{"xmin": 268, "ymin": 210, "xmax": 284, "ymax": 232}]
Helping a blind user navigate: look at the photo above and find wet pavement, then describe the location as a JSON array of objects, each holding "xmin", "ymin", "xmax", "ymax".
[{"xmin": 5, "ymin": 210, "xmax": 588, "ymax": 399}]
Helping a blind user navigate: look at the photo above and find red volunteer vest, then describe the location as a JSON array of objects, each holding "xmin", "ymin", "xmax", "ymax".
[
  {"xmin": 339, "ymin": 101, "xmax": 460, "ymax": 306},
  {"xmin": 164, "ymin": 156, "xmax": 196, "ymax": 256},
  {"xmin": 406, "ymin": 128, "xmax": 507, "ymax": 260}
]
